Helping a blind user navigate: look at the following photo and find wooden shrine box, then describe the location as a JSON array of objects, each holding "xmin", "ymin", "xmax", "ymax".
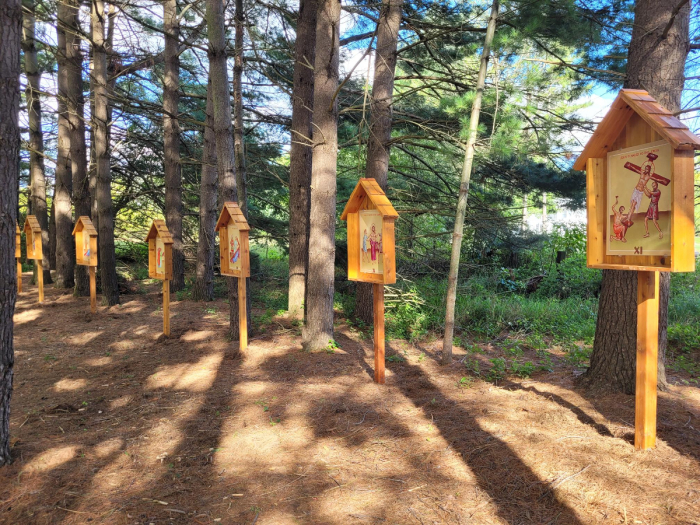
[
  {"xmin": 145, "ymin": 220, "xmax": 173, "ymax": 280},
  {"xmin": 340, "ymin": 178, "xmax": 398, "ymax": 284},
  {"xmin": 215, "ymin": 202, "xmax": 251, "ymax": 278},
  {"xmin": 574, "ymin": 89, "xmax": 700, "ymax": 272},
  {"xmin": 72, "ymin": 216, "xmax": 98, "ymax": 267},
  {"xmin": 24, "ymin": 215, "xmax": 42, "ymax": 260},
  {"xmin": 15, "ymin": 223, "xmax": 21, "ymax": 259}
]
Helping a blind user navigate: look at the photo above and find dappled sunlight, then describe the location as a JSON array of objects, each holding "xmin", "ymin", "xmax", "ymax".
[
  {"xmin": 92, "ymin": 437, "xmax": 124, "ymax": 458},
  {"xmin": 21, "ymin": 445, "xmax": 78, "ymax": 475},
  {"xmin": 114, "ymin": 301, "xmax": 147, "ymax": 314},
  {"xmin": 66, "ymin": 330, "xmax": 103, "ymax": 346},
  {"xmin": 109, "ymin": 395, "xmax": 132, "ymax": 409},
  {"xmin": 180, "ymin": 329, "xmax": 216, "ymax": 342},
  {"xmin": 84, "ymin": 356, "xmax": 114, "ymax": 367},
  {"xmin": 146, "ymin": 352, "xmax": 224, "ymax": 392},
  {"xmin": 53, "ymin": 378, "xmax": 88, "ymax": 392},
  {"xmin": 109, "ymin": 339, "xmax": 141, "ymax": 351},
  {"xmin": 13, "ymin": 308, "xmax": 42, "ymax": 325},
  {"xmin": 130, "ymin": 324, "xmax": 153, "ymax": 336}
]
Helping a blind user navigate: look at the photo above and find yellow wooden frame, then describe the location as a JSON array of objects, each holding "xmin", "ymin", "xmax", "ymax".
[
  {"xmin": 145, "ymin": 220, "xmax": 173, "ymax": 280},
  {"xmin": 24, "ymin": 215, "xmax": 42, "ymax": 260},
  {"xmin": 72, "ymin": 216, "xmax": 98, "ymax": 267},
  {"xmin": 341, "ymin": 178, "xmax": 398, "ymax": 285},
  {"xmin": 576, "ymin": 90, "xmax": 699, "ymax": 273},
  {"xmin": 215, "ymin": 202, "xmax": 251, "ymax": 278}
]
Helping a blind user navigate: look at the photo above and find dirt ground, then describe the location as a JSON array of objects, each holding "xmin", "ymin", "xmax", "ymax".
[{"xmin": 2, "ymin": 275, "xmax": 700, "ymax": 525}]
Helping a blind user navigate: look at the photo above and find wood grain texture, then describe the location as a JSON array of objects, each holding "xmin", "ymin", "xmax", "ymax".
[
  {"xmin": 635, "ymin": 270, "xmax": 659, "ymax": 450},
  {"xmin": 163, "ymin": 279, "xmax": 170, "ymax": 336},
  {"xmin": 238, "ymin": 274, "xmax": 247, "ymax": 351},
  {"xmin": 671, "ymin": 149, "xmax": 695, "ymax": 272},
  {"xmin": 89, "ymin": 266, "xmax": 97, "ymax": 313},
  {"xmin": 373, "ymin": 283, "xmax": 385, "ymax": 384}
]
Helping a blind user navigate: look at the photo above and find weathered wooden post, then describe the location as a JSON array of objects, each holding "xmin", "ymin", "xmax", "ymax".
[
  {"xmin": 341, "ymin": 179, "xmax": 398, "ymax": 384},
  {"xmin": 216, "ymin": 202, "xmax": 251, "ymax": 352},
  {"xmin": 145, "ymin": 220, "xmax": 174, "ymax": 336},
  {"xmin": 15, "ymin": 223, "xmax": 21, "ymax": 294},
  {"xmin": 574, "ymin": 89, "xmax": 700, "ymax": 450},
  {"xmin": 73, "ymin": 216, "xmax": 99, "ymax": 313},
  {"xmin": 24, "ymin": 216, "xmax": 43, "ymax": 302}
]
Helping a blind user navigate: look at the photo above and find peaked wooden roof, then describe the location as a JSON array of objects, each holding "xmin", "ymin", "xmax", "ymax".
[
  {"xmin": 72, "ymin": 216, "xmax": 98, "ymax": 236},
  {"xmin": 574, "ymin": 89, "xmax": 700, "ymax": 170},
  {"xmin": 24, "ymin": 215, "xmax": 41, "ymax": 233},
  {"xmin": 145, "ymin": 219, "xmax": 173, "ymax": 243},
  {"xmin": 340, "ymin": 178, "xmax": 399, "ymax": 220},
  {"xmin": 215, "ymin": 202, "xmax": 250, "ymax": 231}
]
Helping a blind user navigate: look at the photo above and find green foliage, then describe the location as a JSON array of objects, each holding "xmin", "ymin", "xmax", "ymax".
[
  {"xmin": 487, "ymin": 358, "xmax": 507, "ymax": 383},
  {"xmin": 509, "ymin": 360, "xmax": 535, "ymax": 378}
]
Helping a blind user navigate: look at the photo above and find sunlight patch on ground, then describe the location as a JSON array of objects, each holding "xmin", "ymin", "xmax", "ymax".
[
  {"xmin": 22, "ymin": 445, "xmax": 78, "ymax": 474},
  {"xmin": 110, "ymin": 339, "xmax": 140, "ymax": 351},
  {"xmin": 13, "ymin": 309, "xmax": 42, "ymax": 325},
  {"xmin": 146, "ymin": 352, "xmax": 224, "ymax": 392},
  {"xmin": 92, "ymin": 438, "xmax": 124, "ymax": 458},
  {"xmin": 53, "ymin": 378, "xmax": 88, "ymax": 392},
  {"xmin": 180, "ymin": 329, "xmax": 216, "ymax": 342},
  {"xmin": 84, "ymin": 356, "xmax": 113, "ymax": 367},
  {"xmin": 66, "ymin": 331, "xmax": 103, "ymax": 346},
  {"xmin": 115, "ymin": 301, "xmax": 147, "ymax": 314},
  {"xmin": 109, "ymin": 395, "xmax": 132, "ymax": 409}
]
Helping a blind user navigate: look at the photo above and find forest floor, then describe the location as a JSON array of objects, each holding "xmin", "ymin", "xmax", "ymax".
[{"xmin": 2, "ymin": 274, "xmax": 700, "ymax": 525}]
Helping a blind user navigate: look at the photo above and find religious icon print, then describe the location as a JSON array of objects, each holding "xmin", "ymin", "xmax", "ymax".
[
  {"xmin": 606, "ymin": 140, "xmax": 672, "ymax": 256},
  {"xmin": 227, "ymin": 223, "xmax": 242, "ymax": 272},
  {"xmin": 156, "ymin": 237, "xmax": 165, "ymax": 275},
  {"xmin": 83, "ymin": 232, "xmax": 91, "ymax": 261},
  {"xmin": 359, "ymin": 210, "xmax": 384, "ymax": 274}
]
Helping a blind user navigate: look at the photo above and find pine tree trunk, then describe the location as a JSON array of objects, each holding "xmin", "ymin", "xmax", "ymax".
[
  {"xmin": 66, "ymin": 0, "xmax": 90, "ymax": 296},
  {"xmin": 49, "ymin": 190, "xmax": 56, "ymax": 269},
  {"xmin": 54, "ymin": 4, "xmax": 75, "ymax": 289},
  {"xmin": 287, "ymin": 0, "xmax": 316, "ymax": 319},
  {"xmin": 205, "ymin": 0, "xmax": 240, "ymax": 341},
  {"xmin": 163, "ymin": 0, "xmax": 185, "ymax": 292},
  {"xmin": 355, "ymin": 0, "xmax": 404, "ymax": 327},
  {"xmin": 22, "ymin": 0, "xmax": 51, "ymax": 285},
  {"xmin": 0, "ymin": 0, "xmax": 21, "ymax": 467},
  {"xmin": 231, "ymin": 0, "xmax": 251, "ymax": 337},
  {"xmin": 442, "ymin": 0, "xmax": 498, "ymax": 365},
  {"xmin": 193, "ymin": 74, "xmax": 218, "ymax": 302},
  {"xmin": 303, "ymin": 0, "xmax": 341, "ymax": 352},
  {"xmin": 580, "ymin": 0, "xmax": 689, "ymax": 394},
  {"xmin": 92, "ymin": 0, "xmax": 119, "ymax": 306}
]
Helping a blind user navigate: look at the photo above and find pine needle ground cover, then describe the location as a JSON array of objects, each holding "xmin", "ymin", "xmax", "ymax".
[{"xmin": 2, "ymin": 264, "xmax": 700, "ymax": 524}]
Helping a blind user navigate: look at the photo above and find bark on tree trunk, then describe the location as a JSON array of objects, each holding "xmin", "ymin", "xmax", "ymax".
[
  {"xmin": 92, "ymin": 0, "xmax": 119, "ymax": 306},
  {"xmin": 355, "ymin": 0, "xmax": 403, "ymax": 327},
  {"xmin": 303, "ymin": 0, "xmax": 341, "ymax": 352},
  {"xmin": 442, "ymin": 0, "xmax": 498, "ymax": 365},
  {"xmin": 66, "ymin": 0, "xmax": 90, "ymax": 296},
  {"xmin": 22, "ymin": 0, "xmax": 52, "ymax": 285},
  {"xmin": 287, "ymin": 0, "xmax": 316, "ymax": 319},
  {"xmin": 49, "ymin": 189, "xmax": 56, "ymax": 269},
  {"xmin": 579, "ymin": 0, "xmax": 690, "ymax": 394},
  {"xmin": 54, "ymin": 3, "xmax": 75, "ymax": 289},
  {"xmin": 232, "ymin": 0, "xmax": 251, "ymax": 337},
  {"xmin": 193, "ymin": 74, "xmax": 217, "ymax": 302},
  {"xmin": 163, "ymin": 0, "xmax": 185, "ymax": 292},
  {"xmin": 205, "ymin": 0, "xmax": 241, "ymax": 342},
  {"xmin": 0, "ymin": 0, "xmax": 21, "ymax": 467}
]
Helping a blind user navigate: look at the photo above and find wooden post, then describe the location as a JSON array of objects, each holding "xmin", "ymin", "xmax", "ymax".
[
  {"xmin": 238, "ymin": 276, "xmax": 247, "ymax": 351},
  {"xmin": 163, "ymin": 279, "xmax": 170, "ymax": 336},
  {"xmin": 16, "ymin": 259, "xmax": 21, "ymax": 293},
  {"xmin": 89, "ymin": 266, "xmax": 97, "ymax": 313},
  {"xmin": 636, "ymin": 270, "xmax": 659, "ymax": 450},
  {"xmin": 373, "ymin": 282, "xmax": 385, "ymax": 384},
  {"xmin": 37, "ymin": 259, "xmax": 44, "ymax": 303}
]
